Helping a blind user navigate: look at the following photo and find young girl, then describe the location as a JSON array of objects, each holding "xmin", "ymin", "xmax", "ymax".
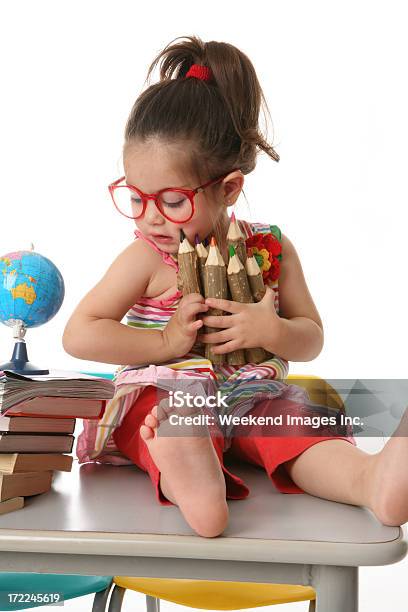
[{"xmin": 63, "ymin": 35, "xmax": 408, "ymax": 538}]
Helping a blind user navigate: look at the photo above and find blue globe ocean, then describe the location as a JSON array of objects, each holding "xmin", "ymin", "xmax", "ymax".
[{"xmin": 0, "ymin": 250, "xmax": 65, "ymax": 329}]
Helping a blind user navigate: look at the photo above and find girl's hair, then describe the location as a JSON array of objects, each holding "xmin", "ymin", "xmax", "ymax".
[{"xmin": 123, "ymin": 35, "xmax": 279, "ymax": 184}]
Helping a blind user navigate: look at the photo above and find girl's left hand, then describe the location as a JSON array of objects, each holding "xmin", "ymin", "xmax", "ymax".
[{"xmin": 197, "ymin": 286, "xmax": 282, "ymax": 355}]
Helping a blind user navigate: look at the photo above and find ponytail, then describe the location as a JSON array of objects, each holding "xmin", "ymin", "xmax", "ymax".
[{"xmin": 124, "ymin": 35, "xmax": 279, "ymax": 182}]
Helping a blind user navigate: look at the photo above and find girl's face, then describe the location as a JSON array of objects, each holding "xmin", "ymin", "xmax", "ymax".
[{"xmin": 123, "ymin": 139, "xmax": 243, "ymax": 255}]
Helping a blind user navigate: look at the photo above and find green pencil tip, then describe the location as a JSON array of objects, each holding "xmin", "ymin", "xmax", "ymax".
[{"xmin": 229, "ymin": 244, "xmax": 236, "ymax": 257}]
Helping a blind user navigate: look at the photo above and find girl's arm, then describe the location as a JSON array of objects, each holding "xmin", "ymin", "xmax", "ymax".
[
  {"xmin": 264, "ymin": 233, "xmax": 324, "ymax": 361},
  {"xmin": 62, "ymin": 239, "xmax": 176, "ymax": 366}
]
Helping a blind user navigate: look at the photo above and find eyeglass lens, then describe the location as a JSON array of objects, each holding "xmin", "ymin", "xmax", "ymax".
[{"xmin": 113, "ymin": 186, "xmax": 193, "ymax": 222}]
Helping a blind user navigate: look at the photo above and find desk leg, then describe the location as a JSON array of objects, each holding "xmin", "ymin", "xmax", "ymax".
[{"xmin": 312, "ymin": 565, "xmax": 358, "ymax": 612}]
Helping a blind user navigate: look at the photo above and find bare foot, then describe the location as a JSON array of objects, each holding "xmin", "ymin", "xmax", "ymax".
[
  {"xmin": 140, "ymin": 396, "xmax": 228, "ymax": 537},
  {"xmin": 369, "ymin": 407, "xmax": 408, "ymax": 526}
]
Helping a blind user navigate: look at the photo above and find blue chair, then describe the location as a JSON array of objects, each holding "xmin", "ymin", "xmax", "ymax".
[{"xmin": 0, "ymin": 574, "xmax": 113, "ymax": 611}]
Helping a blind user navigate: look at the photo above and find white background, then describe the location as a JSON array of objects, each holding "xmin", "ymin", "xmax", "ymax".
[{"xmin": 0, "ymin": 1, "xmax": 407, "ymax": 610}]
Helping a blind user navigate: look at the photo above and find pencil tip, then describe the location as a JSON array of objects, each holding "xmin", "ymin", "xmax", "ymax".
[
  {"xmin": 180, "ymin": 228, "xmax": 185, "ymax": 242},
  {"xmin": 194, "ymin": 233, "xmax": 200, "ymax": 244},
  {"xmin": 210, "ymin": 236, "xmax": 217, "ymax": 246},
  {"xmin": 230, "ymin": 210, "xmax": 236, "ymax": 222},
  {"xmin": 229, "ymin": 244, "xmax": 235, "ymax": 257}
]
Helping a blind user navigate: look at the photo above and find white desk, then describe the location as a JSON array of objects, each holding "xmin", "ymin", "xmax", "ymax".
[{"xmin": 0, "ymin": 461, "xmax": 406, "ymax": 612}]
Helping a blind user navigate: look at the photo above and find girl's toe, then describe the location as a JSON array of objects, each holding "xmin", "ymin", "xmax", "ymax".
[
  {"xmin": 140, "ymin": 424, "xmax": 154, "ymax": 441},
  {"xmin": 145, "ymin": 413, "xmax": 158, "ymax": 429}
]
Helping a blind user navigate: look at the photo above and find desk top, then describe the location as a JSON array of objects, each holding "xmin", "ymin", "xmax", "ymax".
[{"xmin": 0, "ymin": 460, "xmax": 406, "ymax": 567}]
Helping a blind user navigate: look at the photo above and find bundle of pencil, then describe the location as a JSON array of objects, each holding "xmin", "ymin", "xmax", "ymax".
[
  {"xmin": 195, "ymin": 233, "xmax": 208, "ymax": 291},
  {"xmin": 177, "ymin": 229, "xmax": 202, "ymax": 295},
  {"xmin": 227, "ymin": 245, "xmax": 267, "ymax": 364},
  {"xmin": 203, "ymin": 237, "xmax": 228, "ymax": 365},
  {"xmin": 227, "ymin": 211, "xmax": 247, "ymax": 266}
]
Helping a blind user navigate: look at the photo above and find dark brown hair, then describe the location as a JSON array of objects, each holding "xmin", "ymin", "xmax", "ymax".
[{"xmin": 123, "ymin": 35, "xmax": 279, "ymax": 184}]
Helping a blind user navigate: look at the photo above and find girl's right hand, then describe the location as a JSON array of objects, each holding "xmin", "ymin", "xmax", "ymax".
[{"xmin": 163, "ymin": 293, "xmax": 209, "ymax": 359}]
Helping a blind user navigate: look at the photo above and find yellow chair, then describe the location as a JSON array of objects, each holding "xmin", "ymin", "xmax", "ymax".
[
  {"xmin": 107, "ymin": 376, "xmax": 345, "ymax": 612},
  {"xmin": 109, "ymin": 577, "xmax": 316, "ymax": 611}
]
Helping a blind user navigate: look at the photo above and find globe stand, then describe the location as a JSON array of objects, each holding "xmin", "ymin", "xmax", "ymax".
[{"xmin": 0, "ymin": 320, "xmax": 49, "ymax": 376}]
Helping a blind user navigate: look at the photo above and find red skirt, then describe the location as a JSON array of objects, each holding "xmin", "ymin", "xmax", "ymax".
[{"xmin": 112, "ymin": 385, "xmax": 356, "ymax": 506}]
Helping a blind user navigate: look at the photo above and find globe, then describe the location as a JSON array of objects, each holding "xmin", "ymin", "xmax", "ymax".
[
  {"xmin": 0, "ymin": 250, "xmax": 65, "ymax": 329},
  {"xmin": 0, "ymin": 249, "xmax": 65, "ymax": 374}
]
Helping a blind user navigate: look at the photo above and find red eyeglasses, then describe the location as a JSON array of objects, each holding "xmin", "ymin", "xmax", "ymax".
[{"xmin": 108, "ymin": 169, "xmax": 239, "ymax": 224}]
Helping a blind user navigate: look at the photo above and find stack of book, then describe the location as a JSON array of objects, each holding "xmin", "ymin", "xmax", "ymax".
[{"xmin": 0, "ymin": 369, "xmax": 115, "ymax": 515}]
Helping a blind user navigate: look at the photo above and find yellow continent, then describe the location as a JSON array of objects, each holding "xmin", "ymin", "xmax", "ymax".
[{"xmin": 10, "ymin": 283, "xmax": 37, "ymax": 305}]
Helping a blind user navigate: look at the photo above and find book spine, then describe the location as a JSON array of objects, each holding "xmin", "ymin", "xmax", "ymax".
[{"xmin": 2, "ymin": 398, "xmax": 107, "ymax": 419}]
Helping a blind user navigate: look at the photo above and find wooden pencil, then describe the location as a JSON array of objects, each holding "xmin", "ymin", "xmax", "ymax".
[
  {"xmin": 245, "ymin": 248, "xmax": 266, "ymax": 302},
  {"xmin": 227, "ymin": 245, "xmax": 267, "ymax": 364},
  {"xmin": 246, "ymin": 248, "xmax": 277, "ymax": 361},
  {"xmin": 195, "ymin": 233, "xmax": 208, "ymax": 292},
  {"xmin": 177, "ymin": 229, "xmax": 202, "ymax": 295},
  {"xmin": 203, "ymin": 236, "xmax": 228, "ymax": 365},
  {"xmin": 227, "ymin": 211, "xmax": 247, "ymax": 266},
  {"xmin": 226, "ymin": 339, "xmax": 247, "ymax": 366},
  {"xmin": 224, "ymin": 245, "xmax": 248, "ymax": 365},
  {"xmin": 227, "ymin": 244, "xmax": 254, "ymax": 303},
  {"xmin": 245, "ymin": 247, "xmax": 272, "ymax": 362}
]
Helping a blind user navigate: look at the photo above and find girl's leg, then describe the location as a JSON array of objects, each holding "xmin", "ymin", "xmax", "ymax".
[
  {"xmin": 285, "ymin": 409, "xmax": 408, "ymax": 526},
  {"xmin": 229, "ymin": 397, "xmax": 408, "ymax": 526},
  {"xmin": 284, "ymin": 439, "xmax": 375, "ymax": 507},
  {"xmin": 114, "ymin": 385, "xmax": 249, "ymax": 537},
  {"xmin": 139, "ymin": 394, "xmax": 229, "ymax": 538}
]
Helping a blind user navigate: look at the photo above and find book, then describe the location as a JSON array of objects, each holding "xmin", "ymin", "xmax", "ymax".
[
  {"xmin": 4, "ymin": 396, "xmax": 104, "ymax": 419},
  {"xmin": 0, "ymin": 369, "xmax": 115, "ymax": 417},
  {"xmin": 0, "ymin": 496, "xmax": 24, "ymax": 515},
  {"xmin": 0, "ymin": 415, "xmax": 75, "ymax": 434},
  {"xmin": 0, "ymin": 433, "xmax": 74, "ymax": 453},
  {"xmin": 0, "ymin": 471, "xmax": 53, "ymax": 502},
  {"xmin": 0, "ymin": 453, "xmax": 73, "ymax": 474}
]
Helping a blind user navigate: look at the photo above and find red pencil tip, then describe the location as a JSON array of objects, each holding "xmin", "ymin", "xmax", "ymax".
[
  {"xmin": 230, "ymin": 210, "xmax": 236, "ymax": 222},
  {"xmin": 210, "ymin": 236, "xmax": 217, "ymax": 246}
]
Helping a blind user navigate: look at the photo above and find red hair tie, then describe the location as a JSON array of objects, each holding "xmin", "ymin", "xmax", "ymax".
[{"xmin": 185, "ymin": 64, "xmax": 213, "ymax": 82}]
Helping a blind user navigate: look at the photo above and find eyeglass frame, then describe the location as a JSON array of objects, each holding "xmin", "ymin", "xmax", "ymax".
[{"xmin": 108, "ymin": 168, "xmax": 240, "ymax": 223}]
